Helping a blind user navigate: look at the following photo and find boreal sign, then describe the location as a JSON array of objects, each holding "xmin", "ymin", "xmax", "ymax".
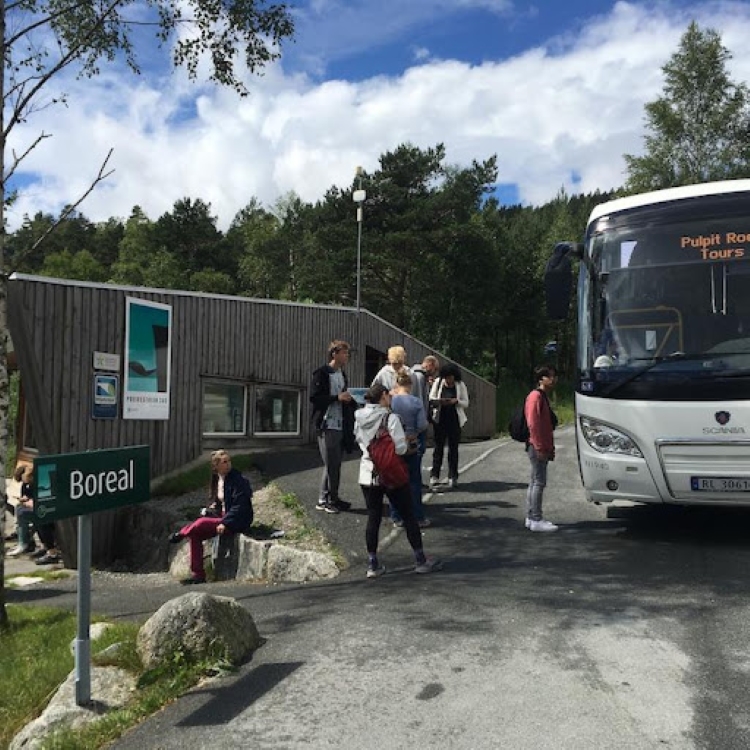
[{"xmin": 33, "ymin": 446, "xmax": 150, "ymax": 522}]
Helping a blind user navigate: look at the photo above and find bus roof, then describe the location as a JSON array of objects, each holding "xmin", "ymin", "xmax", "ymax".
[{"xmin": 588, "ymin": 179, "xmax": 750, "ymax": 225}]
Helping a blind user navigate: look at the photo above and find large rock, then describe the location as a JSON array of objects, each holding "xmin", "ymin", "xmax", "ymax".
[
  {"xmin": 267, "ymin": 545, "xmax": 339, "ymax": 583},
  {"xmin": 10, "ymin": 667, "xmax": 135, "ymax": 750},
  {"xmin": 168, "ymin": 535, "xmax": 340, "ymax": 583},
  {"xmin": 136, "ymin": 593, "xmax": 262, "ymax": 670}
]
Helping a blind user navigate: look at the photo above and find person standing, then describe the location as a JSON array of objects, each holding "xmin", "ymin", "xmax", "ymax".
[
  {"xmin": 354, "ymin": 384, "xmax": 441, "ymax": 578},
  {"xmin": 8, "ymin": 465, "xmax": 36, "ymax": 556},
  {"xmin": 310, "ymin": 340, "xmax": 356, "ymax": 514},
  {"xmin": 170, "ymin": 450, "xmax": 254, "ymax": 584},
  {"xmin": 524, "ymin": 365, "xmax": 559, "ymax": 532},
  {"xmin": 371, "ymin": 345, "xmax": 412, "ymax": 393},
  {"xmin": 390, "ymin": 372, "xmax": 429, "ymax": 527},
  {"xmin": 429, "ymin": 363, "xmax": 469, "ymax": 489},
  {"xmin": 410, "ymin": 355, "xmax": 439, "ymax": 423}
]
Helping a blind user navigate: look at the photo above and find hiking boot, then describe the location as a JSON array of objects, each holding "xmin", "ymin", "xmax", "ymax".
[
  {"xmin": 366, "ymin": 565, "xmax": 386, "ymax": 579},
  {"xmin": 529, "ymin": 519, "xmax": 559, "ymax": 532},
  {"xmin": 316, "ymin": 499, "xmax": 339, "ymax": 514},
  {"xmin": 333, "ymin": 499, "xmax": 352, "ymax": 511},
  {"xmin": 415, "ymin": 557, "xmax": 443, "ymax": 574}
]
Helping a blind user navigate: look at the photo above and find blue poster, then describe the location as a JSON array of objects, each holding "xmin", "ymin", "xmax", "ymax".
[
  {"xmin": 93, "ymin": 374, "xmax": 119, "ymax": 419},
  {"xmin": 124, "ymin": 298, "xmax": 172, "ymax": 420}
]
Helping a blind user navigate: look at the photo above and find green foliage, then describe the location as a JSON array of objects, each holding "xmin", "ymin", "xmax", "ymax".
[
  {"xmin": 624, "ymin": 22, "xmax": 750, "ymax": 192},
  {"xmin": 0, "ymin": 606, "xmax": 77, "ymax": 747},
  {"xmin": 496, "ymin": 379, "xmax": 575, "ymax": 437},
  {"xmin": 0, "ymin": 604, "xmax": 238, "ymax": 750},
  {"xmin": 40, "ymin": 249, "xmax": 108, "ymax": 282},
  {"xmin": 280, "ymin": 491, "xmax": 305, "ymax": 519}
]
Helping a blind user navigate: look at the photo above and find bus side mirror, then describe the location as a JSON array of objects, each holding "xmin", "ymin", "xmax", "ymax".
[{"xmin": 544, "ymin": 242, "xmax": 581, "ymax": 320}]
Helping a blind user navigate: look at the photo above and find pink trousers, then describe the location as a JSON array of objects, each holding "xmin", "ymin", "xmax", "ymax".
[{"xmin": 179, "ymin": 516, "xmax": 224, "ymax": 579}]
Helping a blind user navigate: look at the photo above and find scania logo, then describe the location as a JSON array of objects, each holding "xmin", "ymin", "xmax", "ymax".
[{"xmin": 715, "ymin": 411, "xmax": 731, "ymax": 426}]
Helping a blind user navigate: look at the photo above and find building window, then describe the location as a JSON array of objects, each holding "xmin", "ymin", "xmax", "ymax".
[
  {"xmin": 254, "ymin": 386, "xmax": 300, "ymax": 436},
  {"xmin": 202, "ymin": 382, "xmax": 246, "ymax": 435}
]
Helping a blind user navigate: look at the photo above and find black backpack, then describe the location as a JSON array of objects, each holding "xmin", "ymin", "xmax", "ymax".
[
  {"xmin": 509, "ymin": 390, "xmax": 558, "ymax": 443},
  {"xmin": 508, "ymin": 403, "xmax": 530, "ymax": 443}
]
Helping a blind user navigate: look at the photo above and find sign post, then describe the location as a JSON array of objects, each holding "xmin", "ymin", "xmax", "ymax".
[{"xmin": 34, "ymin": 445, "xmax": 150, "ymax": 706}]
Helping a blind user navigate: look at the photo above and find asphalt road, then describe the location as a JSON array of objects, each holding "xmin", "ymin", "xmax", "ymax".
[{"xmin": 12, "ymin": 429, "xmax": 750, "ymax": 749}]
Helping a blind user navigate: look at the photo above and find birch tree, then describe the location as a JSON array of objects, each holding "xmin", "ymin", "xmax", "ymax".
[{"xmin": 0, "ymin": 0, "xmax": 294, "ymax": 628}]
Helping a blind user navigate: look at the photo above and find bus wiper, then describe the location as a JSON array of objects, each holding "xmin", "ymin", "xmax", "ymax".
[{"xmin": 602, "ymin": 352, "xmax": 691, "ymax": 396}]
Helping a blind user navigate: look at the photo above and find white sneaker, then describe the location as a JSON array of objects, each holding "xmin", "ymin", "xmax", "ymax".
[
  {"xmin": 524, "ymin": 518, "xmax": 532, "ymax": 529},
  {"xmin": 429, "ymin": 476, "xmax": 439, "ymax": 489},
  {"xmin": 447, "ymin": 478, "xmax": 457, "ymax": 489},
  {"xmin": 529, "ymin": 519, "xmax": 559, "ymax": 532},
  {"xmin": 8, "ymin": 545, "xmax": 28, "ymax": 557}
]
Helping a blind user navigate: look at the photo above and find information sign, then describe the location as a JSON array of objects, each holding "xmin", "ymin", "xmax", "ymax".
[{"xmin": 33, "ymin": 445, "xmax": 150, "ymax": 522}]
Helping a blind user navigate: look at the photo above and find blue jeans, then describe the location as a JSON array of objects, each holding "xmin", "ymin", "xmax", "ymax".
[
  {"xmin": 526, "ymin": 444, "xmax": 548, "ymax": 522},
  {"xmin": 15, "ymin": 506, "xmax": 35, "ymax": 548},
  {"xmin": 390, "ymin": 450, "xmax": 424, "ymax": 523}
]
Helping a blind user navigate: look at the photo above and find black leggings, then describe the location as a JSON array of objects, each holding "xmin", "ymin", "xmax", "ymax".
[{"xmin": 361, "ymin": 483, "xmax": 423, "ymax": 555}]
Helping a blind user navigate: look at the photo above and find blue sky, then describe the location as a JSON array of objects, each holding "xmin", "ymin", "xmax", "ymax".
[{"xmin": 7, "ymin": 0, "xmax": 750, "ymax": 231}]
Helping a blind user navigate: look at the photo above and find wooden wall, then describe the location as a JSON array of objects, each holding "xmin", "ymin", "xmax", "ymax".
[{"xmin": 8, "ymin": 274, "xmax": 497, "ymax": 480}]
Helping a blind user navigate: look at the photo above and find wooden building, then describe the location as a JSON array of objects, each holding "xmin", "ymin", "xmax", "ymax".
[{"xmin": 9, "ymin": 274, "xmax": 497, "ymax": 478}]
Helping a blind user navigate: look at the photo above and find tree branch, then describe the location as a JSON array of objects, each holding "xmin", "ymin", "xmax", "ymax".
[
  {"xmin": 4, "ymin": 132, "xmax": 52, "ymax": 184},
  {"xmin": 29, "ymin": 148, "xmax": 115, "ymax": 253}
]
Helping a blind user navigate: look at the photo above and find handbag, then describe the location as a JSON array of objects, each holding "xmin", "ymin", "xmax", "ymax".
[{"xmin": 368, "ymin": 415, "xmax": 409, "ymax": 489}]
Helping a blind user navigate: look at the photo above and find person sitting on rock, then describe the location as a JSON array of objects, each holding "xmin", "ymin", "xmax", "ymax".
[{"xmin": 169, "ymin": 450, "xmax": 253, "ymax": 585}]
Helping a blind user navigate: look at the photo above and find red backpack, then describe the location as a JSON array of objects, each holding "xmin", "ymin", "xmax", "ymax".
[{"xmin": 368, "ymin": 415, "xmax": 409, "ymax": 489}]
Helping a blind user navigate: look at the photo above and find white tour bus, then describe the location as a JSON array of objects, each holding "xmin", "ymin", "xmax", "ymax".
[{"xmin": 546, "ymin": 179, "xmax": 750, "ymax": 506}]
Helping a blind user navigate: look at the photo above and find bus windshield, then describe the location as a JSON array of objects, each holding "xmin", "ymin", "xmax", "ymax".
[{"xmin": 579, "ymin": 194, "xmax": 750, "ymax": 399}]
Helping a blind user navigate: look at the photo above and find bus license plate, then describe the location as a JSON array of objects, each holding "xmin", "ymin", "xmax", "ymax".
[{"xmin": 691, "ymin": 477, "xmax": 750, "ymax": 492}]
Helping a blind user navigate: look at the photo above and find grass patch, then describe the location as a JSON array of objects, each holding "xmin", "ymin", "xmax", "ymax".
[
  {"xmin": 2, "ymin": 605, "xmax": 232, "ymax": 750},
  {"xmin": 151, "ymin": 454, "xmax": 256, "ymax": 497},
  {"xmin": 6, "ymin": 570, "xmax": 71, "ymax": 588},
  {"xmin": 0, "ymin": 606, "xmax": 77, "ymax": 748},
  {"xmin": 252, "ymin": 484, "xmax": 345, "ymax": 568}
]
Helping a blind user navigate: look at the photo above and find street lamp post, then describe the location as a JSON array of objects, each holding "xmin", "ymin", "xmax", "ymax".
[{"xmin": 353, "ymin": 166, "xmax": 366, "ymax": 313}]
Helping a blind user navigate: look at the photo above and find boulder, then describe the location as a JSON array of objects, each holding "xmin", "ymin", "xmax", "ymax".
[
  {"xmin": 168, "ymin": 535, "xmax": 340, "ymax": 583},
  {"xmin": 267, "ymin": 545, "xmax": 339, "ymax": 583},
  {"xmin": 136, "ymin": 593, "xmax": 262, "ymax": 670},
  {"xmin": 10, "ymin": 667, "xmax": 135, "ymax": 750}
]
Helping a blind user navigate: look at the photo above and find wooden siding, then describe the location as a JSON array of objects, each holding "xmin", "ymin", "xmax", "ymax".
[{"xmin": 8, "ymin": 275, "xmax": 497, "ymax": 480}]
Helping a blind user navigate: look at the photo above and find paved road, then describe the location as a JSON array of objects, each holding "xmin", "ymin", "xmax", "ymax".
[{"xmin": 11, "ymin": 430, "xmax": 750, "ymax": 748}]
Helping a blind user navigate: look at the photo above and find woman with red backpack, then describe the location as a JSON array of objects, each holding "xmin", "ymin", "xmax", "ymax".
[{"xmin": 354, "ymin": 383, "xmax": 441, "ymax": 579}]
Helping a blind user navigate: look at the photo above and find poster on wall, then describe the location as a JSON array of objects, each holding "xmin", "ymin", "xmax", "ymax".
[
  {"xmin": 92, "ymin": 374, "xmax": 119, "ymax": 419},
  {"xmin": 123, "ymin": 298, "xmax": 172, "ymax": 420}
]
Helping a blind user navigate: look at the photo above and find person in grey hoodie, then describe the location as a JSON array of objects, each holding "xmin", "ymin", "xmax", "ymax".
[{"xmin": 354, "ymin": 383, "xmax": 441, "ymax": 578}]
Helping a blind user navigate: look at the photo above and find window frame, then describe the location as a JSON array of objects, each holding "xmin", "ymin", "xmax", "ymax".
[
  {"xmin": 201, "ymin": 380, "xmax": 248, "ymax": 437},
  {"xmin": 252, "ymin": 384, "xmax": 302, "ymax": 437}
]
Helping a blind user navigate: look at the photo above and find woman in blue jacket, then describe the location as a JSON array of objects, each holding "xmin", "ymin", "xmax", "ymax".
[{"xmin": 170, "ymin": 450, "xmax": 253, "ymax": 584}]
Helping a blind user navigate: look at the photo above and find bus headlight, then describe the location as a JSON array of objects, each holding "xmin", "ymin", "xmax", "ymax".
[{"xmin": 580, "ymin": 417, "xmax": 643, "ymax": 457}]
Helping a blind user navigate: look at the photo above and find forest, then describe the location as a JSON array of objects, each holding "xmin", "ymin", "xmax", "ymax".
[
  {"xmin": 6, "ymin": 22, "xmax": 750, "ymax": 386},
  {"xmin": 6, "ymin": 145, "xmax": 607, "ymax": 383}
]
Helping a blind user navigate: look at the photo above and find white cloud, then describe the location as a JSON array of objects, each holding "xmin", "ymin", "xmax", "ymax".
[{"xmin": 7, "ymin": 1, "xmax": 750, "ymax": 231}]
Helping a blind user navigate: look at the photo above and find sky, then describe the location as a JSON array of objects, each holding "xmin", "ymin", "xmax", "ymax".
[{"xmin": 6, "ymin": 0, "xmax": 750, "ymax": 232}]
